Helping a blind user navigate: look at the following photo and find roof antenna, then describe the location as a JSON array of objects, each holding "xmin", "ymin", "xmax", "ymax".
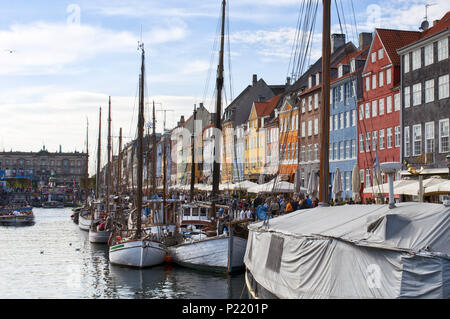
[{"xmin": 420, "ymin": 3, "xmax": 435, "ymax": 30}]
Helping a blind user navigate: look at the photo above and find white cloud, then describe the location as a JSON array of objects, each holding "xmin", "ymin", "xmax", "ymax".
[{"xmin": 0, "ymin": 21, "xmax": 188, "ymax": 75}]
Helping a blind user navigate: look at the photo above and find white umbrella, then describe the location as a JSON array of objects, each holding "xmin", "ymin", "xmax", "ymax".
[
  {"xmin": 362, "ymin": 179, "xmax": 414, "ymax": 195},
  {"xmin": 332, "ymin": 168, "xmax": 343, "ymax": 201},
  {"xmin": 273, "ymin": 181, "xmax": 295, "ymax": 193},
  {"xmin": 352, "ymin": 164, "xmax": 361, "ymax": 202},
  {"xmin": 395, "ymin": 176, "xmax": 443, "ymax": 196},
  {"xmin": 424, "ymin": 180, "xmax": 450, "ymax": 195},
  {"xmin": 307, "ymin": 172, "xmax": 318, "ymax": 196},
  {"xmin": 233, "ymin": 180, "xmax": 258, "ymax": 191}
]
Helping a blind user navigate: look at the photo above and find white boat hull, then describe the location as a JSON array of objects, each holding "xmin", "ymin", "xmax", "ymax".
[
  {"xmin": 168, "ymin": 235, "xmax": 247, "ymax": 273},
  {"xmin": 89, "ymin": 230, "xmax": 111, "ymax": 243},
  {"xmin": 78, "ymin": 214, "xmax": 92, "ymax": 231},
  {"xmin": 109, "ymin": 240, "xmax": 167, "ymax": 268}
]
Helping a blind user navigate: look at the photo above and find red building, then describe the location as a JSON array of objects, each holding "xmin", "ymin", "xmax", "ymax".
[{"xmin": 358, "ymin": 29, "xmax": 421, "ymax": 202}]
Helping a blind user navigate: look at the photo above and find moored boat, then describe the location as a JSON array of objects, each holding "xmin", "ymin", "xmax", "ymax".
[
  {"xmin": 42, "ymin": 200, "xmax": 64, "ymax": 208},
  {"xmin": 78, "ymin": 209, "xmax": 92, "ymax": 231}
]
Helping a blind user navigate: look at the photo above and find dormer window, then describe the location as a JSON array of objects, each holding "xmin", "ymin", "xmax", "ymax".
[
  {"xmin": 338, "ymin": 64, "xmax": 343, "ymax": 78},
  {"xmin": 308, "ymin": 75, "xmax": 312, "ymax": 89},
  {"xmin": 315, "ymin": 73, "xmax": 320, "ymax": 85},
  {"xmin": 350, "ymin": 59, "xmax": 356, "ymax": 72}
]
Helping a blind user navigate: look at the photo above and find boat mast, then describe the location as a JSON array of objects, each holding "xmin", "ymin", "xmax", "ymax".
[
  {"xmin": 85, "ymin": 118, "xmax": 89, "ymax": 207},
  {"xmin": 211, "ymin": 0, "xmax": 226, "ymax": 218},
  {"xmin": 152, "ymin": 101, "xmax": 157, "ymax": 197},
  {"xmin": 136, "ymin": 43, "xmax": 145, "ymax": 239},
  {"xmin": 319, "ymin": 0, "xmax": 331, "ymax": 205},
  {"xmin": 96, "ymin": 107, "xmax": 102, "ymax": 199},
  {"xmin": 118, "ymin": 128, "xmax": 122, "ymax": 195},
  {"xmin": 190, "ymin": 104, "xmax": 197, "ymax": 201},
  {"xmin": 107, "ymin": 97, "xmax": 112, "ymax": 215},
  {"xmin": 163, "ymin": 132, "xmax": 167, "ymax": 225}
]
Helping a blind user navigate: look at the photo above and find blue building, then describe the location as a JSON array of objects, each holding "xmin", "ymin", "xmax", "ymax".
[{"xmin": 329, "ymin": 36, "xmax": 371, "ymax": 200}]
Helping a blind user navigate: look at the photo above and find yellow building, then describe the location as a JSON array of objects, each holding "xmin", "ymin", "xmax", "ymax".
[
  {"xmin": 245, "ymin": 95, "xmax": 281, "ymax": 182},
  {"xmin": 221, "ymin": 121, "xmax": 234, "ymax": 184}
]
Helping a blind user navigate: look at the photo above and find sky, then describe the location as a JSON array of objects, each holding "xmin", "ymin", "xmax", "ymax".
[{"xmin": 0, "ymin": 0, "xmax": 448, "ymax": 173}]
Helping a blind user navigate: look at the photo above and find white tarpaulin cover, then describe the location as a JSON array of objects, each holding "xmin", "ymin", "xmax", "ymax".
[{"xmin": 244, "ymin": 202, "xmax": 450, "ymax": 298}]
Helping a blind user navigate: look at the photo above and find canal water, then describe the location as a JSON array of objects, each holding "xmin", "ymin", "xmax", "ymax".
[{"xmin": 0, "ymin": 208, "xmax": 247, "ymax": 299}]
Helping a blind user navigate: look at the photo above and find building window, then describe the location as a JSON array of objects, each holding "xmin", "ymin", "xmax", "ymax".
[
  {"xmin": 378, "ymin": 49, "xmax": 384, "ymax": 60},
  {"xmin": 366, "ymin": 132, "xmax": 371, "ymax": 152},
  {"xmin": 395, "ymin": 126, "xmax": 401, "ymax": 147},
  {"xmin": 330, "ymin": 116, "xmax": 333, "ymax": 131},
  {"xmin": 424, "ymin": 44, "xmax": 433, "ymax": 66},
  {"xmin": 379, "ymin": 98, "xmax": 384, "ymax": 115},
  {"xmin": 412, "ymin": 83, "xmax": 422, "ymax": 106},
  {"xmin": 314, "ymin": 144, "xmax": 318, "ymax": 161},
  {"xmin": 379, "ymin": 129, "xmax": 385, "ymax": 150},
  {"xmin": 404, "ymin": 54, "xmax": 410, "ymax": 73},
  {"xmin": 387, "ymin": 127, "xmax": 393, "ymax": 149},
  {"xmin": 366, "ymin": 169, "xmax": 371, "ymax": 187},
  {"xmin": 300, "ymin": 146, "xmax": 305, "ymax": 162},
  {"xmin": 365, "ymin": 103, "xmax": 370, "ymax": 119},
  {"xmin": 437, "ymin": 37, "xmax": 448, "ymax": 61},
  {"xmin": 308, "ymin": 95, "xmax": 312, "ymax": 111},
  {"xmin": 352, "ymin": 80, "xmax": 356, "ymax": 97},
  {"xmin": 404, "ymin": 126, "xmax": 410, "ymax": 157},
  {"xmin": 359, "ymin": 104, "xmax": 364, "ymax": 120},
  {"xmin": 352, "ymin": 140, "xmax": 356, "ymax": 158},
  {"xmin": 439, "ymin": 119, "xmax": 449, "ymax": 153},
  {"xmin": 372, "ymin": 100, "xmax": 377, "ymax": 117},
  {"xmin": 379, "ymin": 71, "xmax": 384, "ymax": 87},
  {"xmin": 438, "ymin": 74, "xmax": 449, "ymax": 99},
  {"xmin": 365, "ymin": 76, "xmax": 370, "ymax": 92},
  {"xmin": 425, "ymin": 121, "xmax": 434, "ymax": 155},
  {"xmin": 334, "ymin": 143, "xmax": 338, "ymax": 160},
  {"xmin": 307, "ymin": 145, "xmax": 312, "ymax": 161},
  {"xmin": 394, "ymin": 93, "xmax": 401, "ymax": 111},
  {"xmin": 404, "ymin": 86, "xmax": 411, "ymax": 108},
  {"xmin": 350, "ymin": 59, "xmax": 356, "ymax": 72},
  {"xmin": 302, "ymin": 99, "xmax": 306, "ymax": 113},
  {"xmin": 340, "ymin": 85, "xmax": 344, "ymax": 102},
  {"xmin": 308, "ymin": 120, "xmax": 312, "ymax": 136},
  {"xmin": 314, "ymin": 93, "xmax": 319, "ymax": 109},
  {"xmin": 412, "ymin": 124, "xmax": 422, "ymax": 156},
  {"xmin": 372, "ymin": 74, "xmax": 376, "ymax": 89},
  {"xmin": 359, "ymin": 134, "xmax": 364, "ymax": 153},
  {"xmin": 372, "ymin": 131, "xmax": 377, "ymax": 151},
  {"xmin": 340, "ymin": 142, "xmax": 344, "ymax": 160},
  {"xmin": 371, "ymin": 52, "xmax": 376, "ymax": 63},
  {"xmin": 386, "ymin": 95, "xmax": 392, "ymax": 113},
  {"xmin": 334, "ymin": 114, "xmax": 338, "ymax": 130},
  {"xmin": 386, "ymin": 68, "xmax": 391, "ymax": 84},
  {"xmin": 340, "ymin": 113, "xmax": 344, "ymax": 129},
  {"xmin": 425, "ymin": 79, "xmax": 435, "ymax": 103},
  {"xmin": 412, "ymin": 49, "xmax": 421, "ymax": 70},
  {"xmin": 314, "ymin": 118, "xmax": 319, "ymax": 135},
  {"xmin": 301, "ymin": 121, "xmax": 305, "ymax": 137},
  {"xmin": 346, "ymin": 111, "xmax": 350, "ymax": 128},
  {"xmin": 352, "ymin": 110, "xmax": 356, "ymax": 127}
]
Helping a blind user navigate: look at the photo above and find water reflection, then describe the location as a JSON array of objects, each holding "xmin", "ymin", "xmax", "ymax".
[{"xmin": 0, "ymin": 208, "xmax": 246, "ymax": 299}]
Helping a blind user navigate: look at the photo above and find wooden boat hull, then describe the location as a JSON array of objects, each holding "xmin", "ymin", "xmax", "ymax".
[
  {"xmin": 89, "ymin": 230, "xmax": 111, "ymax": 243},
  {"xmin": 78, "ymin": 214, "xmax": 92, "ymax": 231},
  {"xmin": 109, "ymin": 240, "xmax": 167, "ymax": 268},
  {"xmin": 0, "ymin": 215, "xmax": 35, "ymax": 226},
  {"xmin": 168, "ymin": 235, "xmax": 247, "ymax": 274}
]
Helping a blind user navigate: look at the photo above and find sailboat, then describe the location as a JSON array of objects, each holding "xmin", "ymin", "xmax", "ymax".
[
  {"xmin": 79, "ymin": 107, "xmax": 101, "ymax": 231},
  {"xmin": 244, "ymin": 0, "xmax": 450, "ymax": 299},
  {"xmin": 109, "ymin": 42, "xmax": 167, "ymax": 268},
  {"xmin": 168, "ymin": 0, "xmax": 248, "ymax": 274},
  {"xmin": 89, "ymin": 97, "xmax": 113, "ymax": 243}
]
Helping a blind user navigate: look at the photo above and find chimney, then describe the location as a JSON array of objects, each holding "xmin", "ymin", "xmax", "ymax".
[
  {"xmin": 178, "ymin": 116, "xmax": 185, "ymax": 127},
  {"xmin": 199, "ymin": 102, "xmax": 204, "ymax": 109},
  {"xmin": 252, "ymin": 74, "xmax": 257, "ymax": 86},
  {"xmin": 286, "ymin": 76, "xmax": 291, "ymax": 86},
  {"xmin": 358, "ymin": 32, "xmax": 372, "ymax": 50},
  {"xmin": 331, "ymin": 34, "xmax": 346, "ymax": 54},
  {"xmin": 59, "ymin": 145, "xmax": 61, "ymax": 153}
]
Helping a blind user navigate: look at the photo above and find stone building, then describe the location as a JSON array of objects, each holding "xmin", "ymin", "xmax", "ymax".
[
  {"xmin": 0, "ymin": 146, "xmax": 87, "ymax": 186},
  {"xmin": 398, "ymin": 12, "xmax": 450, "ymax": 178}
]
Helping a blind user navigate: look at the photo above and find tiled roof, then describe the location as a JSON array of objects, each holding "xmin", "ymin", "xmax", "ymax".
[
  {"xmin": 254, "ymin": 94, "xmax": 282, "ymax": 117},
  {"xmin": 376, "ymin": 28, "xmax": 421, "ymax": 65}
]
